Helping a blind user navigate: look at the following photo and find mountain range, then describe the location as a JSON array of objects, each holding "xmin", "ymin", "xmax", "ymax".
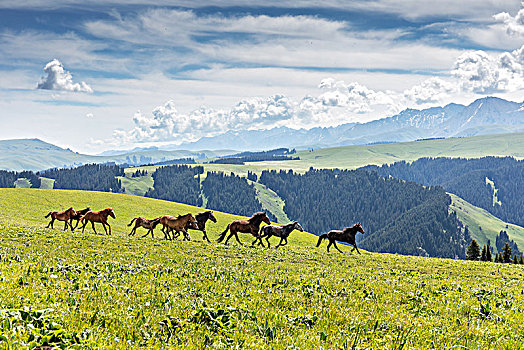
[{"xmin": 179, "ymin": 96, "xmax": 524, "ymax": 150}]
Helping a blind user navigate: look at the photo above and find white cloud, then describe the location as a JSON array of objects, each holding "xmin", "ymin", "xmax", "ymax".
[
  {"xmin": 86, "ymin": 113, "xmax": 93, "ymax": 118},
  {"xmin": 452, "ymin": 45, "xmax": 524, "ymax": 93},
  {"xmin": 494, "ymin": 5, "xmax": 524, "ymax": 36},
  {"xmin": 37, "ymin": 59, "xmax": 93, "ymax": 93}
]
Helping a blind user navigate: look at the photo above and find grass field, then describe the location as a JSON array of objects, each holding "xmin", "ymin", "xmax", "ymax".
[
  {"xmin": 449, "ymin": 193, "xmax": 524, "ymax": 250},
  {"xmin": 2, "ymin": 189, "xmax": 524, "ymax": 348}
]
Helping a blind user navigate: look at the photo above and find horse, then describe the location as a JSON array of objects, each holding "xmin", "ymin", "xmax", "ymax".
[
  {"xmin": 79, "ymin": 208, "xmax": 116, "ymax": 235},
  {"xmin": 69, "ymin": 207, "xmax": 91, "ymax": 230},
  {"xmin": 316, "ymin": 223, "xmax": 365, "ymax": 253},
  {"xmin": 159, "ymin": 213, "xmax": 198, "ymax": 241},
  {"xmin": 183, "ymin": 211, "xmax": 217, "ymax": 242},
  {"xmin": 255, "ymin": 221, "xmax": 303, "ymax": 248},
  {"xmin": 217, "ymin": 212, "xmax": 270, "ymax": 245},
  {"xmin": 128, "ymin": 217, "xmax": 161, "ymax": 237},
  {"xmin": 45, "ymin": 207, "xmax": 76, "ymax": 231}
]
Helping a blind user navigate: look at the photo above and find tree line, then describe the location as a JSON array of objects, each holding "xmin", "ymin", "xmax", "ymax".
[
  {"xmin": 144, "ymin": 165, "xmax": 204, "ymax": 207},
  {"xmin": 362, "ymin": 157, "xmax": 524, "ymax": 227},
  {"xmin": 39, "ymin": 164, "xmax": 124, "ymax": 192},
  {"xmin": 259, "ymin": 168, "xmax": 468, "ymax": 258},
  {"xmin": 0, "ymin": 170, "xmax": 41, "ymax": 188}
]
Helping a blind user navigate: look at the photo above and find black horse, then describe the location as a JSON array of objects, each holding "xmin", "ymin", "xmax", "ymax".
[
  {"xmin": 183, "ymin": 211, "xmax": 217, "ymax": 242},
  {"xmin": 316, "ymin": 223, "xmax": 365, "ymax": 253},
  {"xmin": 254, "ymin": 221, "xmax": 303, "ymax": 248},
  {"xmin": 70, "ymin": 207, "xmax": 91, "ymax": 230}
]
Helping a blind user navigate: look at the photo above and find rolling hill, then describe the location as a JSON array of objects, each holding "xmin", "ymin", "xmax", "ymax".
[
  {"xmin": 1, "ymin": 188, "xmax": 524, "ymax": 348},
  {"xmin": 0, "ymin": 138, "xmax": 233, "ymax": 172}
]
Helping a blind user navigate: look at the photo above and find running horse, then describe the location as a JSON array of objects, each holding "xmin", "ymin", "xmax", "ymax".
[
  {"xmin": 69, "ymin": 207, "xmax": 91, "ymax": 230},
  {"xmin": 217, "ymin": 212, "xmax": 270, "ymax": 245},
  {"xmin": 183, "ymin": 210, "xmax": 217, "ymax": 242},
  {"xmin": 159, "ymin": 213, "xmax": 198, "ymax": 241},
  {"xmin": 316, "ymin": 223, "xmax": 365, "ymax": 253},
  {"xmin": 79, "ymin": 208, "xmax": 116, "ymax": 235},
  {"xmin": 45, "ymin": 207, "xmax": 77, "ymax": 231},
  {"xmin": 128, "ymin": 217, "xmax": 161, "ymax": 237},
  {"xmin": 255, "ymin": 221, "xmax": 304, "ymax": 248}
]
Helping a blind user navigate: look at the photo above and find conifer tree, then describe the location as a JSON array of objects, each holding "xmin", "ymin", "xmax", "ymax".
[
  {"xmin": 520, "ymin": 255, "xmax": 524, "ymax": 265},
  {"xmin": 486, "ymin": 245, "xmax": 492, "ymax": 262},
  {"xmin": 466, "ymin": 239, "xmax": 481, "ymax": 260},
  {"xmin": 503, "ymin": 242, "xmax": 513, "ymax": 263},
  {"xmin": 481, "ymin": 245, "xmax": 487, "ymax": 261},
  {"xmin": 514, "ymin": 254, "xmax": 519, "ymax": 264}
]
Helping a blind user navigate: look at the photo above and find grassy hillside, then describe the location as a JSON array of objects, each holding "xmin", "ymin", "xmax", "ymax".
[
  {"xmin": 449, "ymin": 193, "xmax": 524, "ymax": 250},
  {"xmin": 1, "ymin": 189, "xmax": 524, "ymax": 348},
  {"xmin": 195, "ymin": 132, "xmax": 524, "ymax": 174}
]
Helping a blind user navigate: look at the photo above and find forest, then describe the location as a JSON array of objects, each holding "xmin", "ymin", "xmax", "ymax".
[
  {"xmin": 362, "ymin": 157, "xmax": 524, "ymax": 227},
  {"xmin": 201, "ymin": 172, "xmax": 266, "ymax": 218},
  {"xmin": 258, "ymin": 168, "xmax": 468, "ymax": 258},
  {"xmin": 144, "ymin": 165, "xmax": 204, "ymax": 207},
  {"xmin": 40, "ymin": 164, "xmax": 124, "ymax": 192},
  {"xmin": 0, "ymin": 170, "xmax": 41, "ymax": 188}
]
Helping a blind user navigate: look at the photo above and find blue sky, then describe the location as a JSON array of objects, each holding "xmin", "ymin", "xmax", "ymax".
[{"xmin": 0, "ymin": 1, "xmax": 523, "ymax": 153}]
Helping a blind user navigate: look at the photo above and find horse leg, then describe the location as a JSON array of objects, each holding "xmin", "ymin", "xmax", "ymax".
[
  {"xmin": 91, "ymin": 221, "xmax": 98, "ymax": 235},
  {"xmin": 129, "ymin": 226, "xmax": 136, "ymax": 236},
  {"xmin": 101, "ymin": 222, "xmax": 109, "ymax": 235},
  {"xmin": 332, "ymin": 241, "xmax": 343, "ymax": 253},
  {"xmin": 81, "ymin": 221, "xmax": 87, "ymax": 233},
  {"xmin": 182, "ymin": 229, "xmax": 191, "ymax": 241},
  {"xmin": 63, "ymin": 220, "xmax": 68, "ymax": 231},
  {"xmin": 107, "ymin": 222, "xmax": 111, "ymax": 235},
  {"xmin": 276, "ymin": 238, "xmax": 285, "ymax": 248},
  {"xmin": 265, "ymin": 235, "xmax": 271, "ymax": 248},
  {"xmin": 234, "ymin": 232, "xmax": 243, "ymax": 245},
  {"xmin": 326, "ymin": 240, "xmax": 332, "ymax": 252},
  {"xmin": 202, "ymin": 229, "xmax": 210, "ymax": 243},
  {"xmin": 353, "ymin": 244, "xmax": 362, "ymax": 255},
  {"xmin": 49, "ymin": 218, "xmax": 55, "ymax": 229}
]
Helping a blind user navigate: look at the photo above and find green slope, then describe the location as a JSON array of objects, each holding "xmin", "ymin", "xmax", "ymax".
[
  {"xmin": 0, "ymin": 188, "xmax": 317, "ymax": 247},
  {"xmin": 194, "ymin": 132, "xmax": 524, "ymax": 174},
  {"xmin": 2, "ymin": 190, "xmax": 524, "ymax": 348},
  {"xmin": 449, "ymin": 193, "xmax": 524, "ymax": 251}
]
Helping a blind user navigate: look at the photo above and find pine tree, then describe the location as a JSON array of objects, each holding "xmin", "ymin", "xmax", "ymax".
[
  {"xmin": 466, "ymin": 239, "xmax": 481, "ymax": 261},
  {"xmin": 494, "ymin": 253, "xmax": 500, "ymax": 263},
  {"xmin": 480, "ymin": 245, "xmax": 487, "ymax": 261},
  {"xmin": 520, "ymin": 255, "xmax": 524, "ymax": 265},
  {"xmin": 486, "ymin": 245, "xmax": 492, "ymax": 262},
  {"xmin": 514, "ymin": 254, "xmax": 519, "ymax": 264},
  {"xmin": 503, "ymin": 242, "xmax": 513, "ymax": 263}
]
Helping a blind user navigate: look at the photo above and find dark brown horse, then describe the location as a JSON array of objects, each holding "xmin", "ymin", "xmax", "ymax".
[
  {"xmin": 255, "ymin": 221, "xmax": 303, "ymax": 248},
  {"xmin": 45, "ymin": 207, "xmax": 76, "ymax": 231},
  {"xmin": 217, "ymin": 212, "xmax": 270, "ymax": 245},
  {"xmin": 183, "ymin": 211, "xmax": 217, "ymax": 242},
  {"xmin": 160, "ymin": 213, "xmax": 198, "ymax": 241},
  {"xmin": 80, "ymin": 208, "xmax": 116, "ymax": 235},
  {"xmin": 128, "ymin": 217, "xmax": 161, "ymax": 237},
  {"xmin": 316, "ymin": 223, "xmax": 365, "ymax": 253},
  {"xmin": 70, "ymin": 207, "xmax": 91, "ymax": 230}
]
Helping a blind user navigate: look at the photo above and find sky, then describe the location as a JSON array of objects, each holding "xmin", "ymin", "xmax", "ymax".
[{"xmin": 0, "ymin": 0, "xmax": 523, "ymax": 154}]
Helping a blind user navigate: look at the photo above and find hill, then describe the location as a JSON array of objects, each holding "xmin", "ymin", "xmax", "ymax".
[
  {"xmin": 179, "ymin": 96, "xmax": 524, "ymax": 151},
  {"xmin": 1, "ymin": 189, "xmax": 524, "ymax": 348},
  {"xmin": 0, "ymin": 138, "xmax": 233, "ymax": 172}
]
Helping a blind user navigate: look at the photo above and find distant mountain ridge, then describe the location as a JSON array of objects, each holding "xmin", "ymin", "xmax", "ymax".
[{"xmin": 179, "ymin": 97, "xmax": 524, "ymax": 150}]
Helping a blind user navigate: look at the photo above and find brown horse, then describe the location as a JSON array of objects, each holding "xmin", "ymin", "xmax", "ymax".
[
  {"xmin": 217, "ymin": 212, "xmax": 270, "ymax": 245},
  {"xmin": 183, "ymin": 211, "xmax": 217, "ymax": 242},
  {"xmin": 160, "ymin": 213, "xmax": 198, "ymax": 241},
  {"xmin": 45, "ymin": 207, "xmax": 76, "ymax": 231},
  {"xmin": 70, "ymin": 207, "xmax": 91, "ymax": 230},
  {"xmin": 128, "ymin": 217, "xmax": 161, "ymax": 237},
  {"xmin": 80, "ymin": 208, "xmax": 116, "ymax": 235},
  {"xmin": 316, "ymin": 223, "xmax": 365, "ymax": 253}
]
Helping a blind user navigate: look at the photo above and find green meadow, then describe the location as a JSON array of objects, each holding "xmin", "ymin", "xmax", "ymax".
[{"xmin": 1, "ymin": 189, "xmax": 524, "ymax": 349}]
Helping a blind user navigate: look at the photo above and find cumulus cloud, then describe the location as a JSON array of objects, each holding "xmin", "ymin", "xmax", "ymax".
[
  {"xmin": 86, "ymin": 113, "xmax": 93, "ymax": 118},
  {"xmin": 452, "ymin": 45, "xmax": 524, "ymax": 93},
  {"xmin": 494, "ymin": 5, "xmax": 524, "ymax": 36},
  {"xmin": 37, "ymin": 59, "xmax": 93, "ymax": 93},
  {"xmin": 108, "ymin": 45, "xmax": 523, "ymax": 146}
]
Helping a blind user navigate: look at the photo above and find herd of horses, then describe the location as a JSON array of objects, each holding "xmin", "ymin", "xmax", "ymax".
[{"xmin": 44, "ymin": 207, "xmax": 365, "ymax": 253}]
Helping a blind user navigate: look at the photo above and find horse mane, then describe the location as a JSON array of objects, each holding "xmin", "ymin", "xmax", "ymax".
[{"xmin": 249, "ymin": 212, "xmax": 266, "ymax": 220}]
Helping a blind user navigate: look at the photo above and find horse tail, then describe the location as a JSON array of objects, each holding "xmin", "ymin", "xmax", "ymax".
[
  {"xmin": 217, "ymin": 224, "xmax": 230, "ymax": 243},
  {"xmin": 316, "ymin": 233, "xmax": 328, "ymax": 247},
  {"xmin": 127, "ymin": 218, "xmax": 137, "ymax": 227},
  {"xmin": 44, "ymin": 212, "xmax": 52, "ymax": 218}
]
